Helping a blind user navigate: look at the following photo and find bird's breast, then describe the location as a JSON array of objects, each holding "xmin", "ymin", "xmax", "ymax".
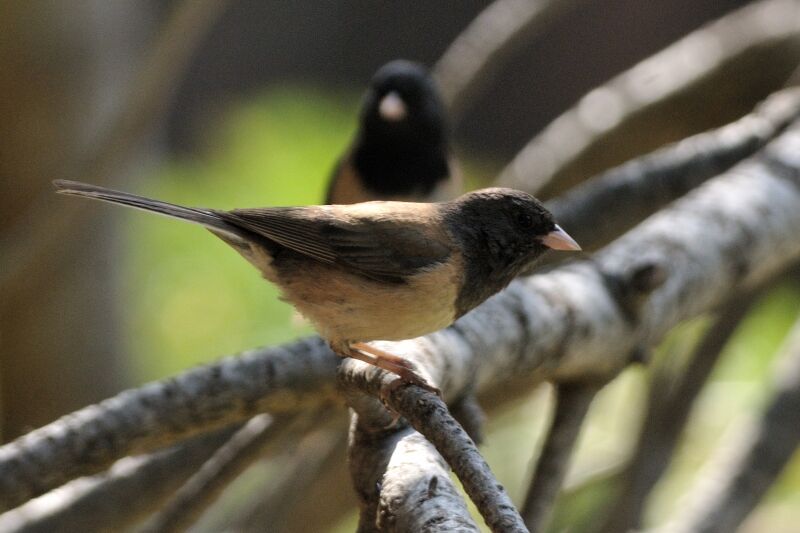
[{"xmin": 274, "ymin": 254, "xmax": 463, "ymax": 343}]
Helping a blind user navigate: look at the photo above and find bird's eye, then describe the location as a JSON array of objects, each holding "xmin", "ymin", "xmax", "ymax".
[{"xmin": 516, "ymin": 212, "xmax": 534, "ymax": 228}]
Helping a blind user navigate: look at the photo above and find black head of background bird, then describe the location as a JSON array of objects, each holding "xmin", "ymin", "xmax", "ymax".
[{"xmin": 326, "ymin": 59, "xmax": 460, "ymax": 204}]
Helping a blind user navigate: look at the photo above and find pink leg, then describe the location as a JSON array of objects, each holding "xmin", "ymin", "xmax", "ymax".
[{"xmin": 333, "ymin": 341, "xmax": 441, "ymax": 396}]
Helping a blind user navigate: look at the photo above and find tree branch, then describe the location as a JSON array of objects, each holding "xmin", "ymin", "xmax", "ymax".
[
  {"xmin": 0, "ymin": 426, "xmax": 239, "ymax": 533},
  {"xmin": 599, "ymin": 288, "xmax": 765, "ymax": 533},
  {"xmin": 521, "ymin": 383, "xmax": 599, "ymax": 532},
  {"xmin": 547, "ymin": 88, "xmax": 800, "ymax": 252},
  {"xmin": 496, "ymin": 0, "xmax": 800, "ymax": 198},
  {"xmin": 0, "ymin": 0, "xmax": 230, "ymax": 294},
  {"xmin": 346, "ymin": 410, "xmax": 479, "ymax": 533},
  {"xmin": 227, "ymin": 420, "xmax": 351, "ymax": 533},
  {"xmin": 140, "ymin": 413, "xmax": 301, "ymax": 533},
  {"xmin": 433, "ymin": 0, "xmax": 581, "ymax": 121},
  {"xmin": 3, "ymin": 112, "xmax": 800, "ymax": 514},
  {"xmin": 340, "ymin": 368, "xmax": 526, "ymax": 532},
  {"xmin": 661, "ymin": 315, "xmax": 800, "ymax": 533},
  {"xmin": 0, "ymin": 338, "xmax": 340, "ymax": 512}
]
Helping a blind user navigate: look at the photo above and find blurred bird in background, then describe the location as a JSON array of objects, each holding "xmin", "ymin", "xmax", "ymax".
[{"xmin": 326, "ymin": 60, "xmax": 462, "ymax": 204}]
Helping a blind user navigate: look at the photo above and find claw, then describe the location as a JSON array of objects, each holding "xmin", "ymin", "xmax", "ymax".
[{"xmin": 347, "ymin": 341, "xmax": 441, "ymax": 396}]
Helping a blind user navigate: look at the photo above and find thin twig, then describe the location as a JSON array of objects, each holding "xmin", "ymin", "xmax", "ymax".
[
  {"xmin": 546, "ymin": 88, "xmax": 800, "ymax": 252},
  {"xmin": 496, "ymin": 0, "xmax": 800, "ymax": 198},
  {"xmin": 521, "ymin": 383, "xmax": 599, "ymax": 532},
  {"xmin": 661, "ymin": 315, "xmax": 800, "ymax": 533},
  {"xmin": 340, "ymin": 370, "xmax": 525, "ymax": 533},
  {"xmin": 0, "ymin": 426, "xmax": 239, "ymax": 533},
  {"xmin": 599, "ymin": 289, "xmax": 765, "ymax": 533},
  {"xmin": 141, "ymin": 414, "xmax": 304, "ymax": 533},
  {"xmin": 433, "ymin": 0, "xmax": 581, "ymax": 121},
  {"xmin": 229, "ymin": 420, "xmax": 351, "ymax": 533},
  {"xmin": 3, "ymin": 115, "xmax": 800, "ymax": 511}
]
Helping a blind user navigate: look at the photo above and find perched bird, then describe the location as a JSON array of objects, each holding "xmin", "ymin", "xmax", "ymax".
[
  {"xmin": 54, "ymin": 180, "xmax": 579, "ymax": 393},
  {"xmin": 326, "ymin": 60, "xmax": 461, "ymax": 205}
]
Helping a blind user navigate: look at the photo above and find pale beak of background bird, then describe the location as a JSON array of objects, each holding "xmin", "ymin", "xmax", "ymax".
[
  {"xmin": 379, "ymin": 91, "xmax": 407, "ymax": 121},
  {"xmin": 540, "ymin": 224, "xmax": 581, "ymax": 251}
]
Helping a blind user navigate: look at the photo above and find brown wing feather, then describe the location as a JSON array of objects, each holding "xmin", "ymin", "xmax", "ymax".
[{"xmin": 217, "ymin": 205, "xmax": 451, "ymax": 282}]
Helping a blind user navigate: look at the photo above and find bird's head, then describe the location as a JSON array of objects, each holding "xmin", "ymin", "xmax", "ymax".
[
  {"xmin": 361, "ymin": 60, "xmax": 447, "ymax": 146},
  {"xmin": 447, "ymin": 188, "xmax": 580, "ymax": 285}
]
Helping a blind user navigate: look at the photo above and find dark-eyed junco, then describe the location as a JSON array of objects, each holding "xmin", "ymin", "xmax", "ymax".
[
  {"xmin": 54, "ymin": 180, "xmax": 579, "ymax": 392},
  {"xmin": 326, "ymin": 60, "xmax": 461, "ymax": 205}
]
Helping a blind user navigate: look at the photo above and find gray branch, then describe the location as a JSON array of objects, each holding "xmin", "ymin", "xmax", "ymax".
[
  {"xmin": 547, "ymin": 88, "xmax": 800, "ymax": 252},
  {"xmin": 433, "ymin": 0, "xmax": 581, "ymax": 121},
  {"xmin": 3, "ymin": 106, "xmax": 800, "ymax": 519},
  {"xmin": 660, "ymin": 316, "xmax": 800, "ymax": 533},
  {"xmin": 0, "ymin": 0, "xmax": 231, "ymax": 293},
  {"xmin": 599, "ymin": 288, "xmax": 765, "ymax": 533},
  {"xmin": 521, "ymin": 384, "xmax": 599, "ymax": 532},
  {"xmin": 140, "ymin": 413, "xmax": 295, "ymax": 533},
  {"xmin": 347, "ymin": 410, "xmax": 479, "ymax": 533},
  {"xmin": 496, "ymin": 0, "xmax": 800, "ymax": 198},
  {"xmin": 340, "ymin": 371, "xmax": 525, "ymax": 532},
  {"xmin": 0, "ymin": 426, "xmax": 239, "ymax": 533},
  {"xmin": 0, "ymin": 337, "xmax": 340, "ymax": 512},
  {"xmin": 377, "ymin": 430, "xmax": 479, "ymax": 533}
]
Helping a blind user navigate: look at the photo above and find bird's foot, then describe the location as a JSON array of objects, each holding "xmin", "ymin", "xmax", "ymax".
[
  {"xmin": 333, "ymin": 341, "xmax": 441, "ymax": 425},
  {"xmin": 349, "ymin": 341, "xmax": 441, "ymax": 397}
]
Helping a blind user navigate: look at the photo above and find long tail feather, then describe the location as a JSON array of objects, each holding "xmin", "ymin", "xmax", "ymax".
[{"xmin": 53, "ymin": 179, "xmax": 245, "ymax": 240}]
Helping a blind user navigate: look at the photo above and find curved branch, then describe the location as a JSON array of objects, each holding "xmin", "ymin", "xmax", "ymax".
[
  {"xmin": 4, "ymin": 115, "xmax": 800, "ymax": 513},
  {"xmin": 547, "ymin": 88, "xmax": 800, "ymax": 252},
  {"xmin": 0, "ymin": 338, "xmax": 340, "ymax": 512},
  {"xmin": 663, "ymin": 316, "xmax": 800, "ymax": 533},
  {"xmin": 433, "ymin": 0, "xmax": 581, "ymax": 121},
  {"xmin": 496, "ymin": 0, "xmax": 800, "ymax": 198},
  {"xmin": 521, "ymin": 383, "xmax": 598, "ymax": 532},
  {"xmin": 347, "ymin": 412, "xmax": 479, "ymax": 533},
  {"xmin": 0, "ymin": 426, "xmax": 239, "ymax": 533},
  {"xmin": 599, "ymin": 288, "xmax": 765, "ymax": 533},
  {"xmin": 141, "ymin": 414, "xmax": 293, "ymax": 533},
  {"xmin": 340, "ymin": 374, "xmax": 523, "ymax": 533},
  {"xmin": 0, "ymin": 0, "xmax": 230, "ymax": 293}
]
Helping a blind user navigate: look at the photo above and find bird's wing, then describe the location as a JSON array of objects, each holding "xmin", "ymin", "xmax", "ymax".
[{"xmin": 218, "ymin": 205, "xmax": 451, "ymax": 283}]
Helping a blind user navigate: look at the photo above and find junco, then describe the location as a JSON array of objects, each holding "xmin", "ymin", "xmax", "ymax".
[
  {"xmin": 326, "ymin": 60, "xmax": 461, "ymax": 205},
  {"xmin": 54, "ymin": 180, "xmax": 579, "ymax": 393}
]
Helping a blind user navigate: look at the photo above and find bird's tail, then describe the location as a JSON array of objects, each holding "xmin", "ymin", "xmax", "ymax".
[{"xmin": 53, "ymin": 179, "xmax": 245, "ymax": 240}]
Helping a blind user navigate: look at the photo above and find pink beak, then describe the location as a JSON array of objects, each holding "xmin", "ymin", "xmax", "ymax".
[
  {"xmin": 378, "ymin": 91, "xmax": 407, "ymax": 121},
  {"xmin": 540, "ymin": 225, "xmax": 581, "ymax": 251}
]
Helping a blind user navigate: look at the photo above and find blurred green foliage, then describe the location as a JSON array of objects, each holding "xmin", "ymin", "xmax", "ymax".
[
  {"xmin": 123, "ymin": 87, "xmax": 357, "ymax": 380},
  {"xmin": 121, "ymin": 86, "xmax": 800, "ymax": 532},
  {"xmin": 124, "ymin": 86, "xmax": 496, "ymax": 381}
]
